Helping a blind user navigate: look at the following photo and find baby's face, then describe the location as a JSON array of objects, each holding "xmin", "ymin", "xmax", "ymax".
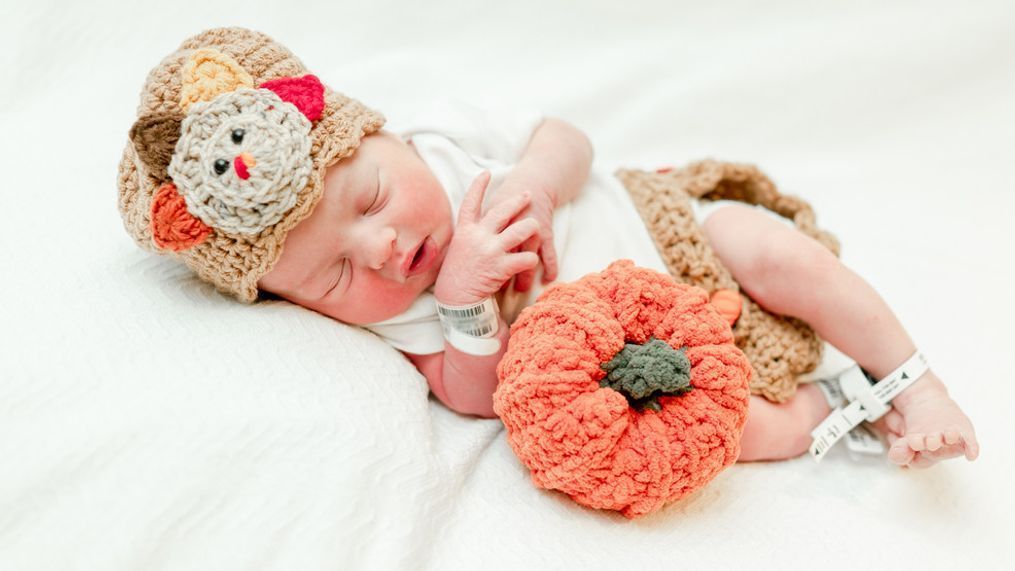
[{"xmin": 257, "ymin": 130, "xmax": 453, "ymax": 325}]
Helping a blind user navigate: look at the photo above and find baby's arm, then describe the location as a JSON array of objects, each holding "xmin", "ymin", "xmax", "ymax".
[
  {"xmin": 510, "ymin": 117, "xmax": 593, "ymax": 208},
  {"xmin": 402, "ymin": 172, "xmax": 538, "ymax": 418},
  {"xmin": 402, "ymin": 316, "xmax": 511, "ymax": 418},
  {"xmin": 486, "ymin": 117, "xmax": 593, "ymax": 292},
  {"xmin": 403, "ymin": 120, "xmax": 594, "ymax": 417}
]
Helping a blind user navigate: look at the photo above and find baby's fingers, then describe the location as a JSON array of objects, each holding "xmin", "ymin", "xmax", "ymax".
[
  {"xmin": 539, "ymin": 240, "xmax": 558, "ymax": 284},
  {"xmin": 458, "ymin": 171, "xmax": 492, "ymax": 226},
  {"xmin": 499, "ymin": 218, "xmax": 540, "ymax": 250},
  {"xmin": 504, "ymin": 251, "xmax": 540, "ymax": 275},
  {"xmin": 484, "ymin": 191, "xmax": 531, "ymax": 233},
  {"xmin": 511, "ymin": 235, "xmax": 539, "ymax": 293}
]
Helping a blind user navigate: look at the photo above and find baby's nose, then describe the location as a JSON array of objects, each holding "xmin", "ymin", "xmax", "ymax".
[
  {"xmin": 367, "ymin": 229, "xmax": 399, "ymax": 276},
  {"xmin": 234, "ymin": 152, "xmax": 256, "ymax": 180}
]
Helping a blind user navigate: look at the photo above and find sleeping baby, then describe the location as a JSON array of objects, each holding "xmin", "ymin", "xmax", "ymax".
[{"xmin": 119, "ymin": 27, "xmax": 978, "ymax": 469}]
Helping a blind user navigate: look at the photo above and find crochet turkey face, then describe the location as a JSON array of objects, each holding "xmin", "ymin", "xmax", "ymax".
[
  {"xmin": 168, "ymin": 88, "xmax": 313, "ymax": 235},
  {"xmin": 129, "ymin": 48, "xmax": 326, "ymax": 251}
]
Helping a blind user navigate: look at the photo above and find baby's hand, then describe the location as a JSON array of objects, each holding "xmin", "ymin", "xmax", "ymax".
[
  {"xmin": 434, "ymin": 171, "xmax": 541, "ymax": 307},
  {"xmin": 482, "ymin": 172, "xmax": 559, "ymax": 293}
]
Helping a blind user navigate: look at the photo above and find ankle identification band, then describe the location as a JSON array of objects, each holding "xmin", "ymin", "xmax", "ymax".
[
  {"xmin": 808, "ymin": 350, "xmax": 929, "ymax": 463},
  {"xmin": 435, "ymin": 296, "xmax": 502, "ymax": 356},
  {"xmin": 813, "ymin": 376, "xmax": 887, "ymax": 458}
]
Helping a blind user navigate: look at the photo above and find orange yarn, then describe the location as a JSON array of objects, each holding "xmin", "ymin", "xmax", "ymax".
[
  {"xmin": 710, "ymin": 289, "xmax": 742, "ymax": 326},
  {"xmin": 149, "ymin": 183, "xmax": 212, "ymax": 251},
  {"xmin": 494, "ymin": 260, "xmax": 752, "ymax": 519}
]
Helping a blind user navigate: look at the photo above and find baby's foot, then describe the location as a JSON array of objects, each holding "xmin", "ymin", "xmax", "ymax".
[{"xmin": 869, "ymin": 370, "xmax": 979, "ymax": 469}]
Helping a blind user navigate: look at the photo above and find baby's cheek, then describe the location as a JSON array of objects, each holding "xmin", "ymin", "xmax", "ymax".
[{"xmin": 351, "ymin": 275, "xmax": 418, "ymax": 322}]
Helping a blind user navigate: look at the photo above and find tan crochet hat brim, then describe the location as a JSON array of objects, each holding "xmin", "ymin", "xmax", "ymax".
[{"xmin": 117, "ymin": 27, "xmax": 384, "ymax": 302}]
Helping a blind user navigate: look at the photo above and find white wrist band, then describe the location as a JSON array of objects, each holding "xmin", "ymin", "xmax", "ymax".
[
  {"xmin": 435, "ymin": 296, "xmax": 502, "ymax": 356},
  {"xmin": 808, "ymin": 350, "xmax": 929, "ymax": 463}
]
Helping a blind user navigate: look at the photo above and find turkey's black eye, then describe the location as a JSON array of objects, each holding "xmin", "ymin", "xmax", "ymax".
[
  {"xmin": 213, "ymin": 159, "xmax": 229, "ymax": 175},
  {"xmin": 231, "ymin": 128, "xmax": 245, "ymax": 145}
]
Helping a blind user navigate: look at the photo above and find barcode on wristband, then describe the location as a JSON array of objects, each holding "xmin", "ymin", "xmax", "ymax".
[
  {"xmin": 440, "ymin": 321, "xmax": 495, "ymax": 338},
  {"xmin": 437, "ymin": 305, "xmax": 486, "ymax": 318},
  {"xmin": 436, "ymin": 297, "xmax": 500, "ymax": 341},
  {"xmin": 461, "ymin": 323, "xmax": 494, "ymax": 337}
]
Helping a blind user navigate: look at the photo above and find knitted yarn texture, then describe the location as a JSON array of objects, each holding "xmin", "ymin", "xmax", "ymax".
[
  {"xmin": 493, "ymin": 260, "xmax": 752, "ymax": 519},
  {"xmin": 117, "ymin": 27, "xmax": 384, "ymax": 302},
  {"xmin": 616, "ymin": 160, "xmax": 841, "ymax": 403}
]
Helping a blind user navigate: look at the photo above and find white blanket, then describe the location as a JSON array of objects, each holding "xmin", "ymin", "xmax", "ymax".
[{"xmin": 1, "ymin": 1, "xmax": 1011, "ymax": 568}]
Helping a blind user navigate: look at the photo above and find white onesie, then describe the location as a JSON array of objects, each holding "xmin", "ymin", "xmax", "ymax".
[{"xmin": 361, "ymin": 99, "xmax": 788, "ymax": 355}]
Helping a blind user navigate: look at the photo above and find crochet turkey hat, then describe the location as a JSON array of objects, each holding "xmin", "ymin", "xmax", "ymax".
[{"xmin": 117, "ymin": 27, "xmax": 385, "ymax": 302}]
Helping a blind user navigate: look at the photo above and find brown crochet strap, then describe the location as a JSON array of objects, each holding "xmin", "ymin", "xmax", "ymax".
[
  {"xmin": 614, "ymin": 159, "xmax": 839, "ymax": 403},
  {"xmin": 664, "ymin": 160, "xmax": 841, "ymax": 257}
]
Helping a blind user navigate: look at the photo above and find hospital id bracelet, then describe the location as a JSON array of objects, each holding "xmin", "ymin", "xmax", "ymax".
[
  {"xmin": 812, "ymin": 376, "xmax": 886, "ymax": 459},
  {"xmin": 808, "ymin": 350, "xmax": 929, "ymax": 463},
  {"xmin": 435, "ymin": 296, "xmax": 502, "ymax": 356}
]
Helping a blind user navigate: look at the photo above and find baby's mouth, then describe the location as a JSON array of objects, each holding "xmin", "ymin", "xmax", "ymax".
[
  {"xmin": 409, "ymin": 242, "xmax": 425, "ymax": 270},
  {"xmin": 404, "ymin": 236, "xmax": 437, "ymax": 278}
]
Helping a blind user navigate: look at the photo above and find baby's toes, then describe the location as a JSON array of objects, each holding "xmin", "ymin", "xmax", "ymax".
[
  {"xmin": 888, "ymin": 440, "xmax": 915, "ymax": 465},
  {"xmin": 906, "ymin": 433, "xmax": 927, "ymax": 452},
  {"xmin": 917, "ymin": 442, "xmax": 963, "ymax": 462},
  {"xmin": 925, "ymin": 432, "xmax": 943, "ymax": 452},
  {"xmin": 962, "ymin": 429, "xmax": 980, "ymax": 461}
]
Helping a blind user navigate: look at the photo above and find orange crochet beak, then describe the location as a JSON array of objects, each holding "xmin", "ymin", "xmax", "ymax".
[{"xmin": 234, "ymin": 152, "xmax": 256, "ymax": 180}]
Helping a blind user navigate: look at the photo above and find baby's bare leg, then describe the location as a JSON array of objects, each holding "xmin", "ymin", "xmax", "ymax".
[
  {"xmin": 702, "ymin": 204, "xmax": 979, "ymax": 467},
  {"xmin": 737, "ymin": 387, "xmax": 832, "ymax": 461}
]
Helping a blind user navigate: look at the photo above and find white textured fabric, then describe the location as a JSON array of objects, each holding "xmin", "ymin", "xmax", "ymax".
[
  {"xmin": 691, "ymin": 198, "xmax": 794, "ymax": 229},
  {"xmin": 1, "ymin": 2, "xmax": 1011, "ymax": 570}
]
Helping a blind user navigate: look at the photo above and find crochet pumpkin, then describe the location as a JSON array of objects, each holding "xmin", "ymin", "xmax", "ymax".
[{"xmin": 493, "ymin": 260, "xmax": 752, "ymax": 519}]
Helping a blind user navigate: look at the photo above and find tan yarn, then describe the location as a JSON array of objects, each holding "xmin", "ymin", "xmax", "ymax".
[
  {"xmin": 616, "ymin": 160, "xmax": 841, "ymax": 403},
  {"xmin": 117, "ymin": 27, "xmax": 385, "ymax": 302}
]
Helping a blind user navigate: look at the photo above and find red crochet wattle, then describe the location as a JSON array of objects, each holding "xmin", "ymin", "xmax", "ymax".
[
  {"xmin": 258, "ymin": 74, "xmax": 325, "ymax": 122},
  {"xmin": 493, "ymin": 259, "xmax": 752, "ymax": 519}
]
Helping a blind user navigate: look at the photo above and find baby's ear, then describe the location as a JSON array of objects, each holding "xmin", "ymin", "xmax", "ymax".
[{"xmin": 129, "ymin": 111, "xmax": 183, "ymax": 180}]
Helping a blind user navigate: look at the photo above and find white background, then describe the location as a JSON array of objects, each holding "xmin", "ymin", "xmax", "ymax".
[{"xmin": 1, "ymin": 1, "xmax": 1012, "ymax": 569}]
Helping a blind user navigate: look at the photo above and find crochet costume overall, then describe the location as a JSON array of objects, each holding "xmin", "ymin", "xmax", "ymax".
[
  {"xmin": 117, "ymin": 28, "xmax": 836, "ymax": 406},
  {"xmin": 616, "ymin": 160, "xmax": 842, "ymax": 403}
]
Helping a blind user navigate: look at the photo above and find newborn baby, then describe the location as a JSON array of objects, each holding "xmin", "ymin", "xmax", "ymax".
[
  {"xmin": 255, "ymin": 107, "xmax": 978, "ymax": 469},
  {"xmin": 120, "ymin": 27, "xmax": 977, "ymax": 470}
]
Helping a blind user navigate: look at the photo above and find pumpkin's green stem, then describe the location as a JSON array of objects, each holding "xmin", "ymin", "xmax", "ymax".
[{"xmin": 600, "ymin": 337, "xmax": 693, "ymax": 412}]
